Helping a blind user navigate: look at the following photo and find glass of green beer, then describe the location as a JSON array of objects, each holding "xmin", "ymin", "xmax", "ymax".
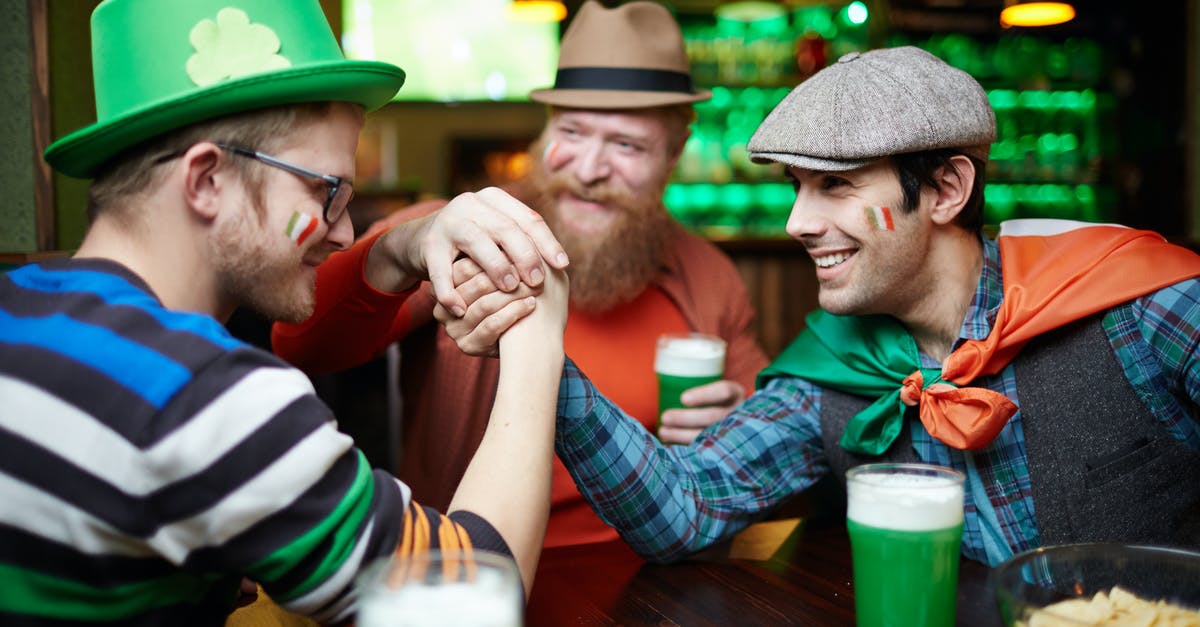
[
  {"xmin": 846, "ymin": 463, "xmax": 965, "ymax": 627},
  {"xmin": 653, "ymin": 333, "xmax": 726, "ymax": 425}
]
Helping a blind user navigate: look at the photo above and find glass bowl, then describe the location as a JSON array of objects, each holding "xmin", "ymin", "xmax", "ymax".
[{"xmin": 991, "ymin": 543, "xmax": 1200, "ymax": 626}]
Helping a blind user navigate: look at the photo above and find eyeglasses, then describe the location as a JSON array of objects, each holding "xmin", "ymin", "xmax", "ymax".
[
  {"xmin": 155, "ymin": 143, "xmax": 354, "ymax": 225},
  {"xmin": 217, "ymin": 144, "xmax": 353, "ymax": 225}
]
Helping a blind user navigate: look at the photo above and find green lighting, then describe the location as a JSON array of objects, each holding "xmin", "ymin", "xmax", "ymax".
[
  {"xmin": 739, "ymin": 86, "xmax": 766, "ymax": 108},
  {"xmin": 989, "ymin": 90, "xmax": 1018, "ymax": 110},
  {"xmin": 664, "ymin": 185, "xmax": 688, "ymax": 211},
  {"xmin": 1038, "ymin": 133, "xmax": 1059, "ymax": 152},
  {"xmin": 710, "ymin": 86, "xmax": 733, "ymax": 109},
  {"xmin": 723, "ymin": 184, "xmax": 754, "ymax": 213},
  {"xmin": 846, "ymin": 2, "xmax": 869, "ymax": 25},
  {"xmin": 1017, "ymin": 90, "xmax": 1050, "ymax": 109},
  {"xmin": 793, "ymin": 6, "xmax": 835, "ymax": 38},
  {"xmin": 1079, "ymin": 89, "xmax": 1097, "ymax": 110},
  {"xmin": 1074, "ymin": 185, "xmax": 1096, "ymax": 204}
]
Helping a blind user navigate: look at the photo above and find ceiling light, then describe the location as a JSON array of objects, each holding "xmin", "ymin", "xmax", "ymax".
[
  {"xmin": 508, "ymin": 0, "xmax": 567, "ymax": 23},
  {"xmin": 1000, "ymin": 2, "xmax": 1076, "ymax": 28}
]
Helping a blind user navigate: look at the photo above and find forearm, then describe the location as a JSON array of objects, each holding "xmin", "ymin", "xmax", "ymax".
[
  {"xmin": 555, "ymin": 363, "xmax": 826, "ymax": 561},
  {"xmin": 447, "ymin": 331, "xmax": 564, "ymax": 598}
]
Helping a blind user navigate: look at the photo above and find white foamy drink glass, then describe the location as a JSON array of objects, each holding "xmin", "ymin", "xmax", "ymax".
[
  {"xmin": 846, "ymin": 463, "xmax": 965, "ymax": 627},
  {"xmin": 355, "ymin": 549, "xmax": 522, "ymax": 627},
  {"xmin": 654, "ymin": 333, "xmax": 726, "ymax": 423}
]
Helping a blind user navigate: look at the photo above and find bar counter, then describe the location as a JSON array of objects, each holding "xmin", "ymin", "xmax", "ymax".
[{"xmin": 525, "ymin": 517, "xmax": 1001, "ymax": 626}]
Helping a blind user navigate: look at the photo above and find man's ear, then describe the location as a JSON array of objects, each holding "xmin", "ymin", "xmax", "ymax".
[
  {"xmin": 181, "ymin": 142, "xmax": 228, "ymax": 222},
  {"xmin": 928, "ymin": 154, "xmax": 975, "ymax": 226}
]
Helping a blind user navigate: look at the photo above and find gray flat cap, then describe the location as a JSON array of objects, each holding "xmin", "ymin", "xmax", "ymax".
[{"xmin": 748, "ymin": 46, "xmax": 996, "ymax": 171}]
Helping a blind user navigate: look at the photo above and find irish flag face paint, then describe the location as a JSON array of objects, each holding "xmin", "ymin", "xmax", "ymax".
[
  {"xmin": 285, "ymin": 210, "xmax": 319, "ymax": 246},
  {"xmin": 544, "ymin": 139, "xmax": 561, "ymax": 166},
  {"xmin": 864, "ymin": 206, "xmax": 895, "ymax": 231}
]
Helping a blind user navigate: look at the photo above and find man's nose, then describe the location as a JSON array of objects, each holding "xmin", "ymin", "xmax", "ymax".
[
  {"xmin": 573, "ymin": 141, "xmax": 611, "ymax": 185},
  {"xmin": 325, "ymin": 210, "xmax": 355, "ymax": 251},
  {"xmin": 784, "ymin": 192, "xmax": 829, "ymax": 241}
]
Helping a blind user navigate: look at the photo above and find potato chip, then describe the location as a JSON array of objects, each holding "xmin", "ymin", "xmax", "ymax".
[{"xmin": 1018, "ymin": 586, "xmax": 1200, "ymax": 627}]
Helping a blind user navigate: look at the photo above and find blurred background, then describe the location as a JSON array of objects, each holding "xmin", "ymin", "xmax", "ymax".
[{"xmin": 7, "ymin": 1, "xmax": 1198, "ymax": 253}]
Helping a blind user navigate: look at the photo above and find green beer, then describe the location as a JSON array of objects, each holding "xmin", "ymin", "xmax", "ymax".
[
  {"xmin": 847, "ymin": 520, "xmax": 963, "ymax": 627},
  {"xmin": 657, "ymin": 372, "xmax": 721, "ymax": 415},
  {"xmin": 654, "ymin": 334, "xmax": 726, "ymax": 423},
  {"xmin": 846, "ymin": 463, "xmax": 965, "ymax": 627}
]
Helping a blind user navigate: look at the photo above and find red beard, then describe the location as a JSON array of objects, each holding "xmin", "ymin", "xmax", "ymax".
[{"xmin": 522, "ymin": 139, "xmax": 675, "ymax": 313}]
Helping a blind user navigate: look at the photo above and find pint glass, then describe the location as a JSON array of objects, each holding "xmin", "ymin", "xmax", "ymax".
[
  {"xmin": 355, "ymin": 549, "xmax": 523, "ymax": 627},
  {"xmin": 846, "ymin": 463, "xmax": 965, "ymax": 627},
  {"xmin": 654, "ymin": 333, "xmax": 726, "ymax": 423}
]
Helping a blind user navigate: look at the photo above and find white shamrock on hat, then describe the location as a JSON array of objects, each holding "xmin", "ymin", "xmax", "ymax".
[{"xmin": 186, "ymin": 7, "xmax": 291, "ymax": 87}]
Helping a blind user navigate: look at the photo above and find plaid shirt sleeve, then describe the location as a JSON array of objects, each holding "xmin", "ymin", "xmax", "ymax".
[
  {"xmin": 1127, "ymin": 278, "xmax": 1200, "ymax": 447},
  {"xmin": 554, "ymin": 357, "xmax": 830, "ymax": 562}
]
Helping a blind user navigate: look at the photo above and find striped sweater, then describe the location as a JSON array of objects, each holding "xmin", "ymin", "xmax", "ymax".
[{"xmin": 0, "ymin": 259, "xmax": 504, "ymax": 625}]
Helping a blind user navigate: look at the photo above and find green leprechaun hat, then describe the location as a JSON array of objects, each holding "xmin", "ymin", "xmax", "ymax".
[{"xmin": 44, "ymin": 0, "xmax": 405, "ymax": 179}]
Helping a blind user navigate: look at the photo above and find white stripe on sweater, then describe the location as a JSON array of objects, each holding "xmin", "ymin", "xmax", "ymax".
[
  {"xmin": 0, "ymin": 368, "xmax": 356, "ymax": 560},
  {"xmin": 0, "ymin": 471, "xmax": 156, "ymax": 557},
  {"xmin": 0, "ymin": 368, "xmax": 313, "ymax": 495},
  {"xmin": 147, "ymin": 424, "xmax": 354, "ymax": 562}
]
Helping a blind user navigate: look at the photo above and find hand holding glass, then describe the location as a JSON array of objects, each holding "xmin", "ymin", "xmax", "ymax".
[
  {"xmin": 846, "ymin": 463, "xmax": 965, "ymax": 627},
  {"xmin": 654, "ymin": 333, "xmax": 726, "ymax": 426}
]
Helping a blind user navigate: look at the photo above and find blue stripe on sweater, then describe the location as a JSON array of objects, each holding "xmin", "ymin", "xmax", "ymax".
[
  {"xmin": 6, "ymin": 266, "xmax": 241, "ymax": 352},
  {"xmin": 0, "ymin": 309, "xmax": 189, "ymax": 409}
]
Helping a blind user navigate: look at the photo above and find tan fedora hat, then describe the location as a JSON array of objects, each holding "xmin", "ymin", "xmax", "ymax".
[{"xmin": 530, "ymin": 0, "xmax": 710, "ymax": 109}]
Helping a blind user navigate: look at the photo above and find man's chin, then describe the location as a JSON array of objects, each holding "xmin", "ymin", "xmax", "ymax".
[
  {"xmin": 274, "ymin": 301, "xmax": 314, "ymax": 325},
  {"xmin": 555, "ymin": 204, "xmax": 620, "ymax": 237},
  {"xmin": 817, "ymin": 291, "xmax": 856, "ymax": 317},
  {"xmin": 248, "ymin": 282, "xmax": 315, "ymax": 325}
]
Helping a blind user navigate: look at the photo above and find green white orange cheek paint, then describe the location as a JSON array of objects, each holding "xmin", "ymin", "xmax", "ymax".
[
  {"xmin": 864, "ymin": 205, "xmax": 895, "ymax": 231},
  {"xmin": 543, "ymin": 140, "xmax": 569, "ymax": 169},
  {"xmin": 285, "ymin": 210, "xmax": 318, "ymax": 246}
]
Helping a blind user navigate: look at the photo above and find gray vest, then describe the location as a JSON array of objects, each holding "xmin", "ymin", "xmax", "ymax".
[{"xmin": 819, "ymin": 313, "xmax": 1200, "ymax": 549}]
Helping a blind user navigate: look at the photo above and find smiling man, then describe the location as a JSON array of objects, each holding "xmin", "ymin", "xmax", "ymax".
[
  {"xmin": 272, "ymin": 0, "xmax": 768, "ymax": 549},
  {"xmin": 0, "ymin": 0, "xmax": 569, "ymax": 624},
  {"xmin": 523, "ymin": 46, "xmax": 1200, "ymax": 566}
]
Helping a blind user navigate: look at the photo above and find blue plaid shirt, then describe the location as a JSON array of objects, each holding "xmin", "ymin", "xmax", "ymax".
[{"xmin": 555, "ymin": 237, "xmax": 1200, "ymax": 566}]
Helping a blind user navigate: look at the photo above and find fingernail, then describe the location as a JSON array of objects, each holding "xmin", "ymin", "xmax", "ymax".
[
  {"xmin": 452, "ymin": 305, "xmax": 465, "ymax": 317},
  {"xmin": 530, "ymin": 268, "xmax": 544, "ymax": 284},
  {"xmin": 503, "ymin": 274, "xmax": 518, "ymax": 290},
  {"xmin": 556, "ymin": 252, "xmax": 569, "ymax": 267}
]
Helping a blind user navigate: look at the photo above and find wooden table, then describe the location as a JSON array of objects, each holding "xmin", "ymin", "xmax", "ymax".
[{"xmin": 525, "ymin": 518, "xmax": 1001, "ymax": 626}]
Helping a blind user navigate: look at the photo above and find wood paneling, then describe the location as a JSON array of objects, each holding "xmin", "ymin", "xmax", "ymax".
[{"xmin": 29, "ymin": 0, "xmax": 54, "ymax": 252}]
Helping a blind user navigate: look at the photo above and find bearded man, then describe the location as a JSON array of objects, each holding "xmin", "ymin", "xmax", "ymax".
[{"xmin": 272, "ymin": 0, "xmax": 768, "ymax": 548}]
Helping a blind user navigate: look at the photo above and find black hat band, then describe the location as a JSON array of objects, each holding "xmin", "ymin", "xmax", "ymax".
[{"xmin": 553, "ymin": 67, "xmax": 694, "ymax": 94}]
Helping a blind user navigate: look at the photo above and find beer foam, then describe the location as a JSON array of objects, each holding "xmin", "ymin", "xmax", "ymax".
[
  {"xmin": 358, "ymin": 579, "xmax": 520, "ymax": 627},
  {"xmin": 654, "ymin": 336, "xmax": 725, "ymax": 377},
  {"xmin": 847, "ymin": 472, "xmax": 964, "ymax": 531}
]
